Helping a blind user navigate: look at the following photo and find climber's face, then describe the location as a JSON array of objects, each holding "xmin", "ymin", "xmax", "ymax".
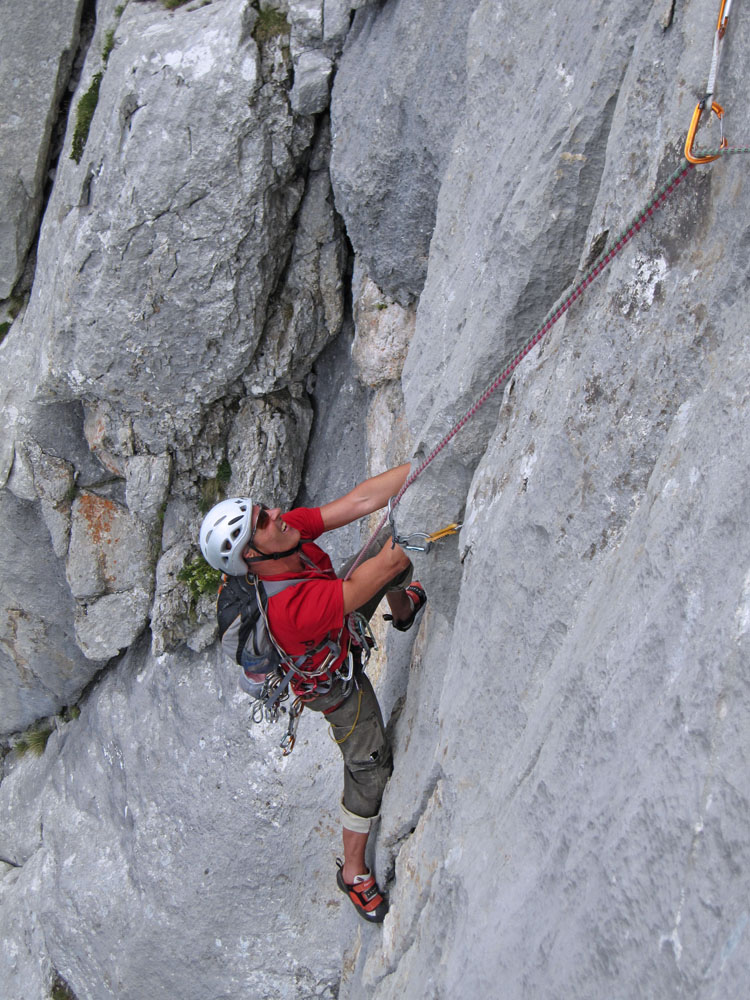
[{"xmin": 243, "ymin": 504, "xmax": 300, "ymax": 561}]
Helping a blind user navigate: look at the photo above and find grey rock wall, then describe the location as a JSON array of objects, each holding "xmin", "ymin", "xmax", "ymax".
[
  {"xmin": 0, "ymin": 0, "xmax": 349, "ymax": 736},
  {"xmin": 0, "ymin": 638, "xmax": 344, "ymax": 1000},
  {"xmin": 2, "ymin": 0, "xmax": 750, "ymax": 998},
  {"xmin": 344, "ymin": 0, "xmax": 750, "ymax": 997},
  {"xmin": 0, "ymin": 0, "xmax": 84, "ymax": 299},
  {"xmin": 24, "ymin": 0, "xmax": 314, "ymax": 452},
  {"xmin": 330, "ymin": 0, "xmax": 478, "ymax": 302}
]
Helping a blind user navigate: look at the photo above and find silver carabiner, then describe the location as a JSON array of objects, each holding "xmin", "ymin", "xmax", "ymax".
[
  {"xmin": 339, "ymin": 652, "xmax": 355, "ymax": 682},
  {"xmin": 399, "ymin": 532, "xmax": 433, "ymax": 553},
  {"xmin": 387, "ymin": 496, "xmax": 399, "ymax": 548},
  {"xmin": 280, "ymin": 698, "xmax": 304, "ymax": 755}
]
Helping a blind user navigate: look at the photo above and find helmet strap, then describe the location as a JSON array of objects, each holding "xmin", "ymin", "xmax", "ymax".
[{"xmin": 243, "ymin": 539, "xmax": 305, "ymax": 567}]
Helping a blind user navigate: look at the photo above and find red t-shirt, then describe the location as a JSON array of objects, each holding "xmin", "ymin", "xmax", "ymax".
[{"xmin": 260, "ymin": 507, "xmax": 348, "ymax": 688}]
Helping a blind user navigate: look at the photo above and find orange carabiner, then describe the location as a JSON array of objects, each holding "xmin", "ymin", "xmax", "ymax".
[
  {"xmin": 716, "ymin": 0, "xmax": 731, "ymax": 37},
  {"xmin": 684, "ymin": 100, "xmax": 728, "ymax": 164}
]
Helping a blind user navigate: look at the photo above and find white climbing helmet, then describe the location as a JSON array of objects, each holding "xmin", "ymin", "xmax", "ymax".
[{"xmin": 199, "ymin": 497, "xmax": 256, "ymax": 576}]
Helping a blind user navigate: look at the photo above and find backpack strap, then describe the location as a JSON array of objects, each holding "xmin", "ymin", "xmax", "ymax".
[
  {"xmin": 219, "ymin": 575, "xmax": 308, "ymax": 666},
  {"xmin": 254, "ymin": 575, "xmax": 349, "ymax": 683}
]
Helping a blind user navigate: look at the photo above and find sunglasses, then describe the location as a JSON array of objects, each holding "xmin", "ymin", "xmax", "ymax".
[{"xmin": 249, "ymin": 504, "xmax": 269, "ymax": 545}]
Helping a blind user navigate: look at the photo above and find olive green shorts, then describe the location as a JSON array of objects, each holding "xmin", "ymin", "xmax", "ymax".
[
  {"xmin": 305, "ymin": 528, "xmax": 410, "ymax": 828},
  {"xmin": 308, "ymin": 672, "xmax": 393, "ymax": 828}
]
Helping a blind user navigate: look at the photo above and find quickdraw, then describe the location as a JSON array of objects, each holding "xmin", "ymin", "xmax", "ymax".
[
  {"xmin": 280, "ymin": 697, "xmax": 304, "ymax": 756},
  {"xmin": 346, "ymin": 612, "xmax": 377, "ymax": 670},
  {"xmin": 685, "ymin": 0, "xmax": 734, "ymax": 163},
  {"xmin": 387, "ymin": 496, "xmax": 462, "ymax": 554}
]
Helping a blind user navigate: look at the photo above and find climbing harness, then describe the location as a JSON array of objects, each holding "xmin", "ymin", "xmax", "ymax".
[
  {"xmin": 248, "ymin": 590, "xmax": 377, "ymax": 752},
  {"xmin": 344, "ymin": 0, "xmax": 749, "ymax": 584},
  {"xmin": 280, "ymin": 617, "xmax": 375, "ymax": 752},
  {"xmin": 387, "ymin": 497, "xmax": 462, "ymax": 554}
]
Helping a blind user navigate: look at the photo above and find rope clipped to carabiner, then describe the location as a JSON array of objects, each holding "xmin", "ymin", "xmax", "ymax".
[
  {"xmin": 387, "ymin": 497, "xmax": 462, "ymax": 554},
  {"xmin": 685, "ymin": 0, "xmax": 734, "ymax": 163}
]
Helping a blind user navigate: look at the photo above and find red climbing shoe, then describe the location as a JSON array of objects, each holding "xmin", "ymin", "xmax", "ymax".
[
  {"xmin": 336, "ymin": 859, "xmax": 389, "ymax": 923},
  {"xmin": 383, "ymin": 581, "xmax": 427, "ymax": 633}
]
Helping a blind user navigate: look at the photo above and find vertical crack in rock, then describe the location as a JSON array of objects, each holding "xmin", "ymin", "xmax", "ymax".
[
  {"xmin": 243, "ymin": 110, "xmax": 347, "ymax": 396},
  {"xmin": 5, "ymin": 0, "xmax": 97, "ymax": 306},
  {"xmin": 381, "ymin": 765, "xmax": 445, "ymax": 886},
  {"xmin": 661, "ymin": 0, "xmax": 677, "ymax": 31}
]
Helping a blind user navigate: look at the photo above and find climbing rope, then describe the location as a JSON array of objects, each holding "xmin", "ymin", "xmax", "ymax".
[
  {"xmin": 328, "ymin": 686, "xmax": 363, "ymax": 745},
  {"xmin": 344, "ymin": 1, "xmax": 749, "ymax": 582}
]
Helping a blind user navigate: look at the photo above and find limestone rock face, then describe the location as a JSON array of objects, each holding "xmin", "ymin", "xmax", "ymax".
[
  {"xmin": 15, "ymin": 0, "xmax": 341, "ymax": 455},
  {"xmin": 0, "ymin": 0, "xmax": 347, "ymax": 732},
  {"xmin": 330, "ymin": 0, "xmax": 477, "ymax": 302},
  {"xmin": 2, "ymin": 0, "xmax": 750, "ymax": 999},
  {"xmin": 0, "ymin": 490, "xmax": 106, "ymax": 735},
  {"xmin": 0, "ymin": 639, "xmax": 344, "ymax": 1000},
  {"xmin": 0, "ymin": 0, "xmax": 84, "ymax": 299},
  {"xmin": 341, "ymin": 1, "xmax": 750, "ymax": 997},
  {"xmin": 351, "ymin": 269, "xmax": 416, "ymax": 388},
  {"xmin": 65, "ymin": 491, "xmax": 154, "ymax": 658}
]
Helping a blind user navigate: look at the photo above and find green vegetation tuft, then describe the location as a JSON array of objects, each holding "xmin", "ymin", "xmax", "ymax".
[
  {"xmin": 70, "ymin": 72, "xmax": 103, "ymax": 164},
  {"xmin": 217, "ymin": 459, "xmax": 232, "ymax": 489},
  {"xmin": 1, "ymin": 294, "xmax": 25, "ymax": 341},
  {"xmin": 14, "ymin": 725, "xmax": 53, "ymax": 758},
  {"xmin": 50, "ymin": 972, "xmax": 77, "ymax": 1000},
  {"xmin": 179, "ymin": 557, "xmax": 222, "ymax": 603},
  {"xmin": 252, "ymin": 7, "xmax": 290, "ymax": 44},
  {"xmin": 102, "ymin": 29, "xmax": 116, "ymax": 65},
  {"xmin": 163, "ymin": 0, "xmax": 192, "ymax": 9},
  {"xmin": 199, "ymin": 459, "xmax": 232, "ymax": 513},
  {"xmin": 7, "ymin": 296, "xmax": 23, "ymax": 319}
]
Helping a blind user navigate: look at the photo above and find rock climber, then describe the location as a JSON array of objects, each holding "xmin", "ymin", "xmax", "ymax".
[{"xmin": 199, "ymin": 462, "xmax": 427, "ymax": 923}]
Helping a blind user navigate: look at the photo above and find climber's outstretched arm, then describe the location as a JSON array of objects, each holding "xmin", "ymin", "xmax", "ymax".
[{"xmin": 319, "ymin": 463, "xmax": 409, "ymax": 531}]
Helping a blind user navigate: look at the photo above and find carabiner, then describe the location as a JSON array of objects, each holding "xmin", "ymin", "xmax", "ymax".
[
  {"xmin": 399, "ymin": 532, "xmax": 433, "ymax": 553},
  {"xmin": 281, "ymin": 698, "xmax": 303, "ymax": 756},
  {"xmin": 339, "ymin": 652, "xmax": 355, "ymax": 683},
  {"xmin": 684, "ymin": 99, "xmax": 727, "ymax": 164},
  {"xmin": 716, "ymin": 0, "xmax": 732, "ymax": 37},
  {"xmin": 387, "ymin": 496, "xmax": 399, "ymax": 548}
]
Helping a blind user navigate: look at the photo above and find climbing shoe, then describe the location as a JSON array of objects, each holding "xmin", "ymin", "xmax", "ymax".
[
  {"xmin": 336, "ymin": 859, "xmax": 389, "ymax": 923},
  {"xmin": 383, "ymin": 581, "xmax": 427, "ymax": 633}
]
